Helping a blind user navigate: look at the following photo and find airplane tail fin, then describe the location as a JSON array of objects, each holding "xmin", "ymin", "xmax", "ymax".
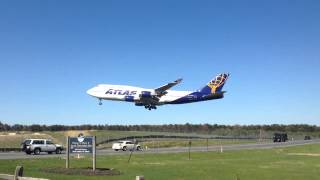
[{"xmin": 199, "ymin": 73, "xmax": 229, "ymax": 95}]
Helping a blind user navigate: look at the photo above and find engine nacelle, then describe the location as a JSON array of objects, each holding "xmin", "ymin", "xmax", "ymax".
[
  {"xmin": 124, "ymin": 96, "xmax": 135, "ymax": 102},
  {"xmin": 139, "ymin": 91, "xmax": 152, "ymax": 98},
  {"xmin": 135, "ymin": 103, "xmax": 144, "ymax": 106}
]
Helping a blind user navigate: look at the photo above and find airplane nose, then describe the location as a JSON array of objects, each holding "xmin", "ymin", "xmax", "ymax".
[{"xmin": 86, "ymin": 88, "xmax": 96, "ymax": 96}]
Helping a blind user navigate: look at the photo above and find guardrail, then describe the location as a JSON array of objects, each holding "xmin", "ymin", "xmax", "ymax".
[{"xmin": 0, "ymin": 166, "xmax": 49, "ymax": 180}]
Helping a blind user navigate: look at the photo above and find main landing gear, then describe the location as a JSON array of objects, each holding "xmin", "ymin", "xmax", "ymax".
[
  {"xmin": 98, "ymin": 99, "xmax": 103, "ymax": 105},
  {"xmin": 144, "ymin": 105, "xmax": 157, "ymax": 110}
]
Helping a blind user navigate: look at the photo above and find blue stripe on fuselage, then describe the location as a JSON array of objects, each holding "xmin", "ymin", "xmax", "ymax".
[
  {"xmin": 168, "ymin": 91, "xmax": 224, "ymax": 104},
  {"xmin": 168, "ymin": 92, "xmax": 203, "ymax": 104}
]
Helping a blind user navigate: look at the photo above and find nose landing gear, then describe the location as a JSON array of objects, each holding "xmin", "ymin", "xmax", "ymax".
[{"xmin": 98, "ymin": 99, "xmax": 103, "ymax": 105}]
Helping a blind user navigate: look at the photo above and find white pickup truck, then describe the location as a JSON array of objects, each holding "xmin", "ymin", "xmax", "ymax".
[{"xmin": 112, "ymin": 141, "xmax": 141, "ymax": 151}]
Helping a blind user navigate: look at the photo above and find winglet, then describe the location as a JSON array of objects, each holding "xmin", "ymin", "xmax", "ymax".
[{"xmin": 174, "ymin": 78, "xmax": 183, "ymax": 84}]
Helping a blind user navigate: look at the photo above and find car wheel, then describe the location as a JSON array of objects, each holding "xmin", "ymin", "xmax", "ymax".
[
  {"xmin": 136, "ymin": 146, "xmax": 141, "ymax": 151},
  {"xmin": 48, "ymin": 152, "xmax": 52, "ymax": 154},
  {"xmin": 26, "ymin": 151, "xmax": 31, "ymax": 155},
  {"xmin": 34, "ymin": 148, "xmax": 41, "ymax": 155},
  {"xmin": 122, "ymin": 146, "xmax": 127, "ymax": 151},
  {"xmin": 115, "ymin": 149, "xmax": 119, "ymax": 151},
  {"xmin": 56, "ymin": 148, "xmax": 61, "ymax": 154}
]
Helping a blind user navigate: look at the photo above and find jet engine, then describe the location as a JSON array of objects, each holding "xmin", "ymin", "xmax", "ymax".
[{"xmin": 139, "ymin": 91, "xmax": 153, "ymax": 98}]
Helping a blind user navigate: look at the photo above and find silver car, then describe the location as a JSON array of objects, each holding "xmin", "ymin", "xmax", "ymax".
[{"xmin": 21, "ymin": 139, "xmax": 63, "ymax": 155}]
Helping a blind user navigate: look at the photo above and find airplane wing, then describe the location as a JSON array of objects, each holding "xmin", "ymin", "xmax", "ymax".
[{"xmin": 154, "ymin": 78, "xmax": 183, "ymax": 96}]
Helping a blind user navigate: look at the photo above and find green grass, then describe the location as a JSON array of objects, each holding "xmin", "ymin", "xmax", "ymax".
[{"xmin": 0, "ymin": 144, "xmax": 320, "ymax": 180}]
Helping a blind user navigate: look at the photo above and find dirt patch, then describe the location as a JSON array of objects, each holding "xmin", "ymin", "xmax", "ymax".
[
  {"xmin": 41, "ymin": 167, "xmax": 121, "ymax": 176},
  {"xmin": 287, "ymin": 153, "xmax": 320, "ymax": 157}
]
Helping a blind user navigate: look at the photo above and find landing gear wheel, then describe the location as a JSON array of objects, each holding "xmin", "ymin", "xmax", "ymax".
[
  {"xmin": 98, "ymin": 99, "xmax": 102, "ymax": 105},
  {"xmin": 145, "ymin": 105, "xmax": 157, "ymax": 110}
]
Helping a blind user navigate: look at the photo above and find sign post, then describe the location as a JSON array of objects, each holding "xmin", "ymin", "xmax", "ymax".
[
  {"xmin": 66, "ymin": 134, "xmax": 96, "ymax": 171},
  {"xmin": 66, "ymin": 137, "xmax": 69, "ymax": 169},
  {"xmin": 93, "ymin": 136, "xmax": 96, "ymax": 172},
  {"xmin": 188, "ymin": 141, "xmax": 191, "ymax": 160},
  {"xmin": 206, "ymin": 138, "xmax": 208, "ymax": 152}
]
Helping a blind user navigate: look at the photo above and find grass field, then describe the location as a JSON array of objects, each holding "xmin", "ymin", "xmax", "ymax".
[{"xmin": 0, "ymin": 143, "xmax": 319, "ymax": 180}]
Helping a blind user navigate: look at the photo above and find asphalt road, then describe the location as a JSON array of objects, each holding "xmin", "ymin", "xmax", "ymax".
[{"xmin": 0, "ymin": 139, "xmax": 319, "ymax": 160}]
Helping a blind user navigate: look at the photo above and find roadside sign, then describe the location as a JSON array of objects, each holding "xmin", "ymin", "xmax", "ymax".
[
  {"xmin": 69, "ymin": 136, "xmax": 93, "ymax": 153},
  {"xmin": 66, "ymin": 134, "xmax": 96, "ymax": 171}
]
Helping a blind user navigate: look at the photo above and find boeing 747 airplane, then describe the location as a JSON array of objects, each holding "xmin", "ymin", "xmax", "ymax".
[{"xmin": 87, "ymin": 73, "xmax": 229, "ymax": 110}]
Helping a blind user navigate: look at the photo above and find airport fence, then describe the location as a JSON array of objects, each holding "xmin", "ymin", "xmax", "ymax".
[
  {"xmin": 96, "ymin": 134, "xmax": 265, "ymax": 145},
  {"xmin": 95, "ymin": 135, "xmax": 273, "ymax": 150}
]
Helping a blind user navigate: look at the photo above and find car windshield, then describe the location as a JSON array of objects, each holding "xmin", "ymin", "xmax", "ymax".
[
  {"xmin": 32, "ymin": 140, "xmax": 44, "ymax": 144},
  {"xmin": 23, "ymin": 140, "xmax": 31, "ymax": 145},
  {"xmin": 118, "ymin": 141, "xmax": 123, "ymax": 143}
]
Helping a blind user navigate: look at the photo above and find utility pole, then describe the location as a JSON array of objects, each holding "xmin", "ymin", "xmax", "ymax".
[
  {"xmin": 206, "ymin": 138, "xmax": 208, "ymax": 152},
  {"xmin": 188, "ymin": 141, "xmax": 191, "ymax": 160}
]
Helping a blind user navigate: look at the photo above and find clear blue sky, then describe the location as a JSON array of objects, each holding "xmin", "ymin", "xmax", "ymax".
[{"xmin": 0, "ymin": 1, "xmax": 319, "ymax": 125}]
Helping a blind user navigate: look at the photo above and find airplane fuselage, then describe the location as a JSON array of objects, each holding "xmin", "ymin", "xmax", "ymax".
[
  {"xmin": 87, "ymin": 84, "xmax": 194, "ymax": 105},
  {"xmin": 87, "ymin": 73, "xmax": 229, "ymax": 110},
  {"xmin": 87, "ymin": 84, "xmax": 224, "ymax": 106}
]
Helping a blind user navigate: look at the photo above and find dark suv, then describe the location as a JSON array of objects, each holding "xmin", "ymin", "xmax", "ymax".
[{"xmin": 273, "ymin": 133, "xmax": 288, "ymax": 142}]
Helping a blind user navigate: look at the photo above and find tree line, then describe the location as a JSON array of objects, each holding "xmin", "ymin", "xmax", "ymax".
[{"xmin": 0, "ymin": 121, "xmax": 319, "ymax": 134}]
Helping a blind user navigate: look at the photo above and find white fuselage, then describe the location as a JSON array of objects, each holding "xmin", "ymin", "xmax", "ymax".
[
  {"xmin": 87, "ymin": 73, "xmax": 228, "ymax": 110},
  {"xmin": 87, "ymin": 84, "xmax": 192, "ymax": 105}
]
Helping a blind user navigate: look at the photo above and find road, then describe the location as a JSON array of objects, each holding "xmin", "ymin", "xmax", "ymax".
[{"xmin": 0, "ymin": 139, "xmax": 319, "ymax": 160}]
